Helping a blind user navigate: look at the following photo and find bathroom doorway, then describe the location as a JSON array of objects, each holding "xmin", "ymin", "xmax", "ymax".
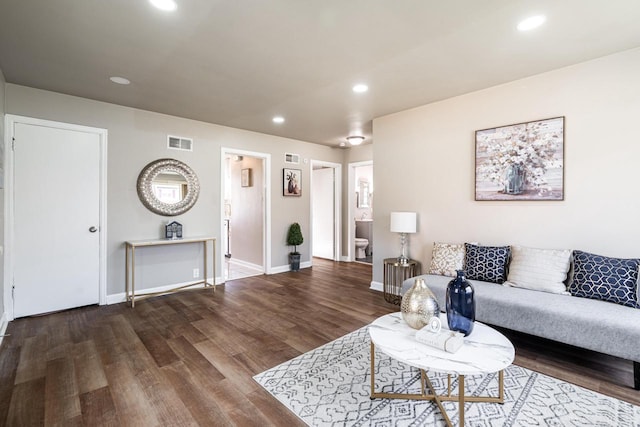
[{"xmin": 348, "ymin": 161, "xmax": 373, "ymax": 264}]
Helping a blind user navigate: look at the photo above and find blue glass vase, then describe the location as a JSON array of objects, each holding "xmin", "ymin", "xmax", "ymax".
[{"xmin": 446, "ymin": 270, "xmax": 475, "ymax": 336}]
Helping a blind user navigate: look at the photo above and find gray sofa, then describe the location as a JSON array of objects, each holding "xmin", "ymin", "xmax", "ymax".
[{"xmin": 401, "ymin": 274, "xmax": 640, "ymax": 390}]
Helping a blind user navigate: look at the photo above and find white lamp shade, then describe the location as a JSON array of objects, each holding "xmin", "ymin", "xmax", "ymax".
[{"xmin": 390, "ymin": 212, "xmax": 417, "ymax": 233}]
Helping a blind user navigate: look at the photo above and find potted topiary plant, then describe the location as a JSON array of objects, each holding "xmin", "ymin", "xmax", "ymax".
[{"xmin": 287, "ymin": 222, "xmax": 304, "ymax": 271}]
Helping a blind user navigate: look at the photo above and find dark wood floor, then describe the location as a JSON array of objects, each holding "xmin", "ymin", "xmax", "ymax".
[{"xmin": 0, "ymin": 259, "xmax": 637, "ymax": 426}]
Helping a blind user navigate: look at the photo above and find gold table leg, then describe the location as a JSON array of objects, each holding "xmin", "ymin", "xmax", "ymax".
[
  {"xmin": 131, "ymin": 246, "xmax": 136, "ymax": 308},
  {"xmin": 125, "ymin": 243, "xmax": 130, "ymax": 305},
  {"xmin": 370, "ymin": 340, "xmax": 505, "ymax": 427}
]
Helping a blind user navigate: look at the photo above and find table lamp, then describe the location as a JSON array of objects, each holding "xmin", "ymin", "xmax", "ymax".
[{"xmin": 390, "ymin": 212, "xmax": 417, "ymax": 264}]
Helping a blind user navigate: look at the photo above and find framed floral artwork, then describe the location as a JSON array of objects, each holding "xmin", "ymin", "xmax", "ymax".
[
  {"xmin": 283, "ymin": 168, "xmax": 302, "ymax": 196},
  {"xmin": 475, "ymin": 116, "xmax": 564, "ymax": 201}
]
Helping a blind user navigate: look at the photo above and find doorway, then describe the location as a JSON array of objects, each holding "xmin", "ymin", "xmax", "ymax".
[
  {"xmin": 348, "ymin": 160, "xmax": 373, "ymax": 263},
  {"xmin": 4, "ymin": 115, "xmax": 107, "ymax": 319},
  {"xmin": 311, "ymin": 160, "xmax": 341, "ymax": 261},
  {"xmin": 221, "ymin": 148, "xmax": 271, "ymax": 280}
]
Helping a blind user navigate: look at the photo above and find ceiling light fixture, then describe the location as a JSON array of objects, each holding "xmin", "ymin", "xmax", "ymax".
[
  {"xmin": 517, "ymin": 15, "xmax": 546, "ymax": 31},
  {"xmin": 109, "ymin": 76, "xmax": 131, "ymax": 85},
  {"xmin": 272, "ymin": 116, "xmax": 285, "ymax": 124},
  {"xmin": 149, "ymin": 0, "xmax": 177, "ymax": 11},
  {"xmin": 347, "ymin": 135, "xmax": 365, "ymax": 146},
  {"xmin": 352, "ymin": 84, "xmax": 368, "ymax": 93}
]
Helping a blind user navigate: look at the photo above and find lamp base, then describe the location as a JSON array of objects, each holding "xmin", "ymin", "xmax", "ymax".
[
  {"xmin": 397, "ymin": 255, "xmax": 410, "ymax": 265},
  {"xmin": 397, "ymin": 232, "xmax": 410, "ymax": 265}
]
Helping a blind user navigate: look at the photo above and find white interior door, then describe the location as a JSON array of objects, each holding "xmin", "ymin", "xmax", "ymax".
[
  {"xmin": 13, "ymin": 122, "xmax": 101, "ymax": 317},
  {"xmin": 312, "ymin": 167, "xmax": 335, "ymax": 259}
]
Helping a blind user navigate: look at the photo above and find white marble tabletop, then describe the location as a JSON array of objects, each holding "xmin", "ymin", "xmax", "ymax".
[{"xmin": 369, "ymin": 312, "xmax": 515, "ymax": 376}]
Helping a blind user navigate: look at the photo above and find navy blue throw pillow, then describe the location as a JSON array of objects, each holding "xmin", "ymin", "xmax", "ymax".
[
  {"xmin": 463, "ymin": 243, "xmax": 511, "ymax": 284},
  {"xmin": 568, "ymin": 250, "xmax": 639, "ymax": 308}
]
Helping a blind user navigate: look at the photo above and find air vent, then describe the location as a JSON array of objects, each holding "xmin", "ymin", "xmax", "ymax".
[
  {"xmin": 167, "ymin": 135, "xmax": 193, "ymax": 151},
  {"xmin": 285, "ymin": 153, "xmax": 300, "ymax": 164}
]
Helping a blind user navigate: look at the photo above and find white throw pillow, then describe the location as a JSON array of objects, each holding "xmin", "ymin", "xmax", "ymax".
[
  {"xmin": 429, "ymin": 243, "xmax": 465, "ymax": 277},
  {"xmin": 504, "ymin": 246, "xmax": 572, "ymax": 294}
]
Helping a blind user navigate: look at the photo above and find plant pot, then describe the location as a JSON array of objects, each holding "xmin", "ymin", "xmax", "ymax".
[{"xmin": 289, "ymin": 253, "xmax": 301, "ymax": 271}]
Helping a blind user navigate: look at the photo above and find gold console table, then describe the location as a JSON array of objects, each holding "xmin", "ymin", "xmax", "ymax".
[
  {"xmin": 383, "ymin": 258, "xmax": 421, "ymax": 305},
  {"xmin": 125, "ymin": 236, "xmax": 216, "ymax": 307}
]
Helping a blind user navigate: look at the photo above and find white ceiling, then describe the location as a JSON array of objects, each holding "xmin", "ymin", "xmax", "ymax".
[{"xmin": 1, "ymin": 1, "xmax": 640, "ymax": 147}]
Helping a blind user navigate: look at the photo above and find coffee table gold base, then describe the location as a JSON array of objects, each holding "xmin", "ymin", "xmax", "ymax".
[{"xmin": 370, "ymin": 342, "xmax": 505, "ymax": 427}]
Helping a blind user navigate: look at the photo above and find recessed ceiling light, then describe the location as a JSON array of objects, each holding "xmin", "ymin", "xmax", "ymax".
[
  {"xmin": 347, "ymin": 135, "xmax": 365, "ymax": 146},
  {"xmin": 109, "ymin": 76, "xmax": 131, "ymax": 85},
  {"xmin": 517, "ymin": 15, "xmax": 546, "ymax": 31},
  {"xmin": 352, "ymin": 84, "xmax": 368, "ymax": 93},
  {"xmin": 149, "ymin": 0, "xmax": 177, "ymax": 11},
  {"xmin": 272, "ymin": 116, "xmax": 285, "ymax": 124}
]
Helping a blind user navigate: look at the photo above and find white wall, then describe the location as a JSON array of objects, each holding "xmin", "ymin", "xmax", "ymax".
[
  {"xmin": 5, "ymin": 84, "xmax": 344, "ymax": 296},
  {"xmin": 372, "ymin": 47, "xmax": 640, "ymax": 284}
]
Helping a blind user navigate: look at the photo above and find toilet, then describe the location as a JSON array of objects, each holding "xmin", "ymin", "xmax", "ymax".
[{"xmin": 355, "ymin": 238, "xmax": 369, "ymax": 259}]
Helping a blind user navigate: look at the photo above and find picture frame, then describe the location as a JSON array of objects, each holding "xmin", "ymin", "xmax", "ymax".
[
  {"xmin": 241, "ymin": 168, "xmax": 252, "ymax": 187},
  {"xmin": 475, "ymin": 116, "xmax": 564, "ymax": 201},
  {"xmin": 283, "ymin": 168, "xmax": 302, "ymax": 197}
]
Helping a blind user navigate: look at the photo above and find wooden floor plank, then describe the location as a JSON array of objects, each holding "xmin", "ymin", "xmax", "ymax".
[
  {"xmin": 14, "ymin": 334, "xmax": 48, "ymax": 384},
  {"xmin": 79, "ymin": 386, "xmax": 121, "ymax": 427},
  {"xmin": 44, "ymin": 357, "xmax": 82, "ymax": 425},
  {"xmin": 103, "ymin": 360, "xmax": 162, "ymax": 427},
  {"xmin": 6, "ymin": 377, "xmax": 45, "ymax": 426},
  {"xmin": 0, "ymin": 258, "xmax": 638, "ymax": 427},
  {"xmin": 0, "ymin": 346, "xmax": 20, "ymax": 423},
  {"xmin": 73, "ymin": 340, "xmax": 109, "ymax": 395}
]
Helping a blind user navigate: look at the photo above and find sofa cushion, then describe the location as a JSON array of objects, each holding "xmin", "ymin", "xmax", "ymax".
[
  {"xmin": 463, "ymin": 243, "xmax": 510, "ymax": 284},
  {"xmin": 429, "ymin": 242, "xmax": 464, "ymax": 277},
  {"xmin": 401, "ymin": 274, "xmax": 640, "ymax": 363},
  {"xmin": 568, "ymin": 250, "xmax": 639, "ymax": 308},
  {"xmin": 504, "ymin": 246, "xmax": 572, "ymax": 294}
]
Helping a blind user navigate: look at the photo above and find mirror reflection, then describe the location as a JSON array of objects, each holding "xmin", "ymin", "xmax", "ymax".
[
  {"xmin": 152, "ymin": 171, "xmax": 188, "ymax": 204},
  {"xmin": 137, "ymin": 158, "xmax": 200, "ymax": 216},
  {"xmin": 358, "ymin": 180, "xmax": 371, "ymax": 208}
]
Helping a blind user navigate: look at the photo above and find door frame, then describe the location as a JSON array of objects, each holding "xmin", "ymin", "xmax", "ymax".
[
  {"xmin": 220, "ymin": 147, "xmax": 271, "ymax": 276},
  {"xmin": 347, "ymin": 160, "xmax": 372, "ymax": 261},
  {"xmin": 4, "ymin": 115, "xmax": 108, "ymax": 321},
  {"xmin": 310, "ymin": 160, "xmax": 342, "ymax": 262}
]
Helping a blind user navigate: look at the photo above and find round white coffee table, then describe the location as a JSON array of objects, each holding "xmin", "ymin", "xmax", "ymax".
[{"xmin": 369, "ymin": 312, "xmax": 515, "ymax": 426}]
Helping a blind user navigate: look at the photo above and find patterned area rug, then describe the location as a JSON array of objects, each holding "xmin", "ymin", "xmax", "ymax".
[{"xmin": 254, "ymin": 327, "xmax": 640, "ymax": 426}]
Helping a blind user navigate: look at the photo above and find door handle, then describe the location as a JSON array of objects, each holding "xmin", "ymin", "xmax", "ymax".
[{"xmin": 89, "ymin": 226, "xmax": 98, "ymax": 233}]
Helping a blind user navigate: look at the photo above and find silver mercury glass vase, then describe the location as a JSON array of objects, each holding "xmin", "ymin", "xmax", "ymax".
[{"xmin": 401, "ymin": 278, "xmax": 440, "ymax": 329}]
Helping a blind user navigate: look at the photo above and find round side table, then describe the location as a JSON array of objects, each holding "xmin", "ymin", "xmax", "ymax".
[{"xmin": 383, "ymin": 258, "xmax": 420, "ymax": 305}]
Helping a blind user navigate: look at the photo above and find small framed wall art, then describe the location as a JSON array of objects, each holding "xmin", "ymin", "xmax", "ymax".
[
  {"xmin": 475, "ymin": 116, "xmax": 564, "ymax": 201},
  {"xmin": 241, "ymin": 168, "xmax": 252, "ymax": 187},
  {"xmin": 283, "ymin": 168, "xmax": 302, "ymax": 196}
]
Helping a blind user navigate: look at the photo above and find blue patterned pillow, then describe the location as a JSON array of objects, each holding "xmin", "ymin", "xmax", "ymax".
[
  {"xmin": 568, "ymin": 250, "xmax": 639, "ymax": 308},
  {"xmin": 463, "ymin": 243, "xmax": 511, "ymax": 284}
]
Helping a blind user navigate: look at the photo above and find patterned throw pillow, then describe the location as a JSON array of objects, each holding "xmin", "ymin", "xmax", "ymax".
[
  {"xmin": 463, "ymin": 243, "xmax": 511, "ymax": 284},
  {"xmin": 429, "ymin": 243, "xmax": 465, "ymax": 277},
  {"xmin": 568, "ymin": 250, "xmax": 640, "ymax": 308},
  {"xmin": 504, "ymin": 246, "xmax": 572, "ymax": 294}
]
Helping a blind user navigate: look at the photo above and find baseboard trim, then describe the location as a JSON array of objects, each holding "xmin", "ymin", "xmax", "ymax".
[
  {"xmin": 270, "ymin": 261, "xmax": 313, "ymax": 274},
  {"xmin": 370, "ymin": 281, "xmax": 383, "ymax": 292},
  {"xmin": 0, "ymin": 312, "xmax": 9, "ymax": 348},
  {"xmin": 106, "ymin": 276, "xmax": 223, "ymax": 305},
  {"xmin": 228, "ymin": 258, "xmax": 263, "ymax": 272}
]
